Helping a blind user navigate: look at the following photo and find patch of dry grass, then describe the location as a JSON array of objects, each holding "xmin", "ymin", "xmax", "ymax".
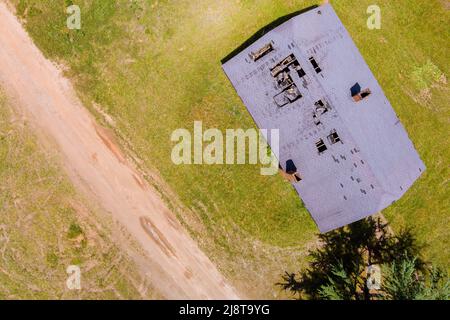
[{"xmin": 0, "ymin": 92, "xmax": 159, "ymax": 299}]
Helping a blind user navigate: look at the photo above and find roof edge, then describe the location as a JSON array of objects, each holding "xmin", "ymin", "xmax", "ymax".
[{"xmin": 221, "ymin": 4, "xmax": 319, "ymax": 65}]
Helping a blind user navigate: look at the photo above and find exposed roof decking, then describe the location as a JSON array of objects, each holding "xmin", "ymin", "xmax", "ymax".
[{"xmin": 222, "ymin": 4, "xmax": 425, "ymax": 232}]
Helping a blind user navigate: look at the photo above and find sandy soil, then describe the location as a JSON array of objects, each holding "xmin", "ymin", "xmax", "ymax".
[{"xmin": 0, "ymin": 2, "xmax": 240, "ymax": 299}]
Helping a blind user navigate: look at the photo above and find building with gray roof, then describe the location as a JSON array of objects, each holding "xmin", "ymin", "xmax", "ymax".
[{"xmin": 222, "ymin": 4, "xmax": 425, "ymax": 232}]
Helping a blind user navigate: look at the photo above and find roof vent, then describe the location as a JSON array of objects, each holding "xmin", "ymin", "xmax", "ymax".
[
  {"xmin": 327, "ymin": 129, "xmax": 341, "ymax": 144},
  {"xmin": 309, "ymin": 57, "xmax": 322, "ymax": 73},
  {"xmin": 315, "ymin": 139, "xmax": 327, "ymax": 154},
  {"xmin": 249, "ymin": 43, "xmax": 273, "ymax": 61}
]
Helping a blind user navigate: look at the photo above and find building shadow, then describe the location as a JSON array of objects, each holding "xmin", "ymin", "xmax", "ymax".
[{"xmin": 221, "ymin": 5, "xmax": 318, "ymax": 64}]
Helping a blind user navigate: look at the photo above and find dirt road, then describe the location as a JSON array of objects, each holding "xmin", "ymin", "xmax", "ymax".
[{"xmin": 0, "ymin": 2, "xmax": 240, "ymax": 299}]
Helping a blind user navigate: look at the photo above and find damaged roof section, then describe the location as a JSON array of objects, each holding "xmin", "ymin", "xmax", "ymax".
[{"xmin": 222, "ymin": 4, "xmax": 425, "ymax": 233}]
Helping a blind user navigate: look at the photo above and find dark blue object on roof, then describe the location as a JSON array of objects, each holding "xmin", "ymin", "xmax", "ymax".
[
  {"xmin": 286, "ymin": 159, "xmax": 297, "ymax": 174},
  {"xmin": 350, "ymin": 82, "xmax": 361, "ymax": 97}
]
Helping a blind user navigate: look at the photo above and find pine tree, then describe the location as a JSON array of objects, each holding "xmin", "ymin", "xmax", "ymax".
[
  {"xmin": 382, "ymin": 257, "xmax": 449, "ymax": 300},
  {"xmin": 277, "ymin": 216, "xmax": 447, "ymax": 300}
]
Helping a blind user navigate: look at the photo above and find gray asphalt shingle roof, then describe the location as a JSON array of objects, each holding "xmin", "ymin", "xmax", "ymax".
[{"xmin": 222, "ymin": 4, "xmax": 425, "ymax": 232}]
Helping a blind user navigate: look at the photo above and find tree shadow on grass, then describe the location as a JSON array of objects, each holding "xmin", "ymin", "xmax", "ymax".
[{"xmin": 277, "ymin": 216, "xmax": 429, "ymax": 300}]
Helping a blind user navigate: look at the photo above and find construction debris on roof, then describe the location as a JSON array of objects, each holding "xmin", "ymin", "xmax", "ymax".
[{"xmin": 222, "ymin": 4, "xmax": 425, "ymax": 233}]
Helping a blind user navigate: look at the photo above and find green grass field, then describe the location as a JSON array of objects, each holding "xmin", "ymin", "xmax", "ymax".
[
  {"xmin": 0, "ymin": 92, "xmax": 158, "ymax": 299},
  {"xmin": 8, "ymin": 0, "xmax": 449, "ymax": 296}
]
